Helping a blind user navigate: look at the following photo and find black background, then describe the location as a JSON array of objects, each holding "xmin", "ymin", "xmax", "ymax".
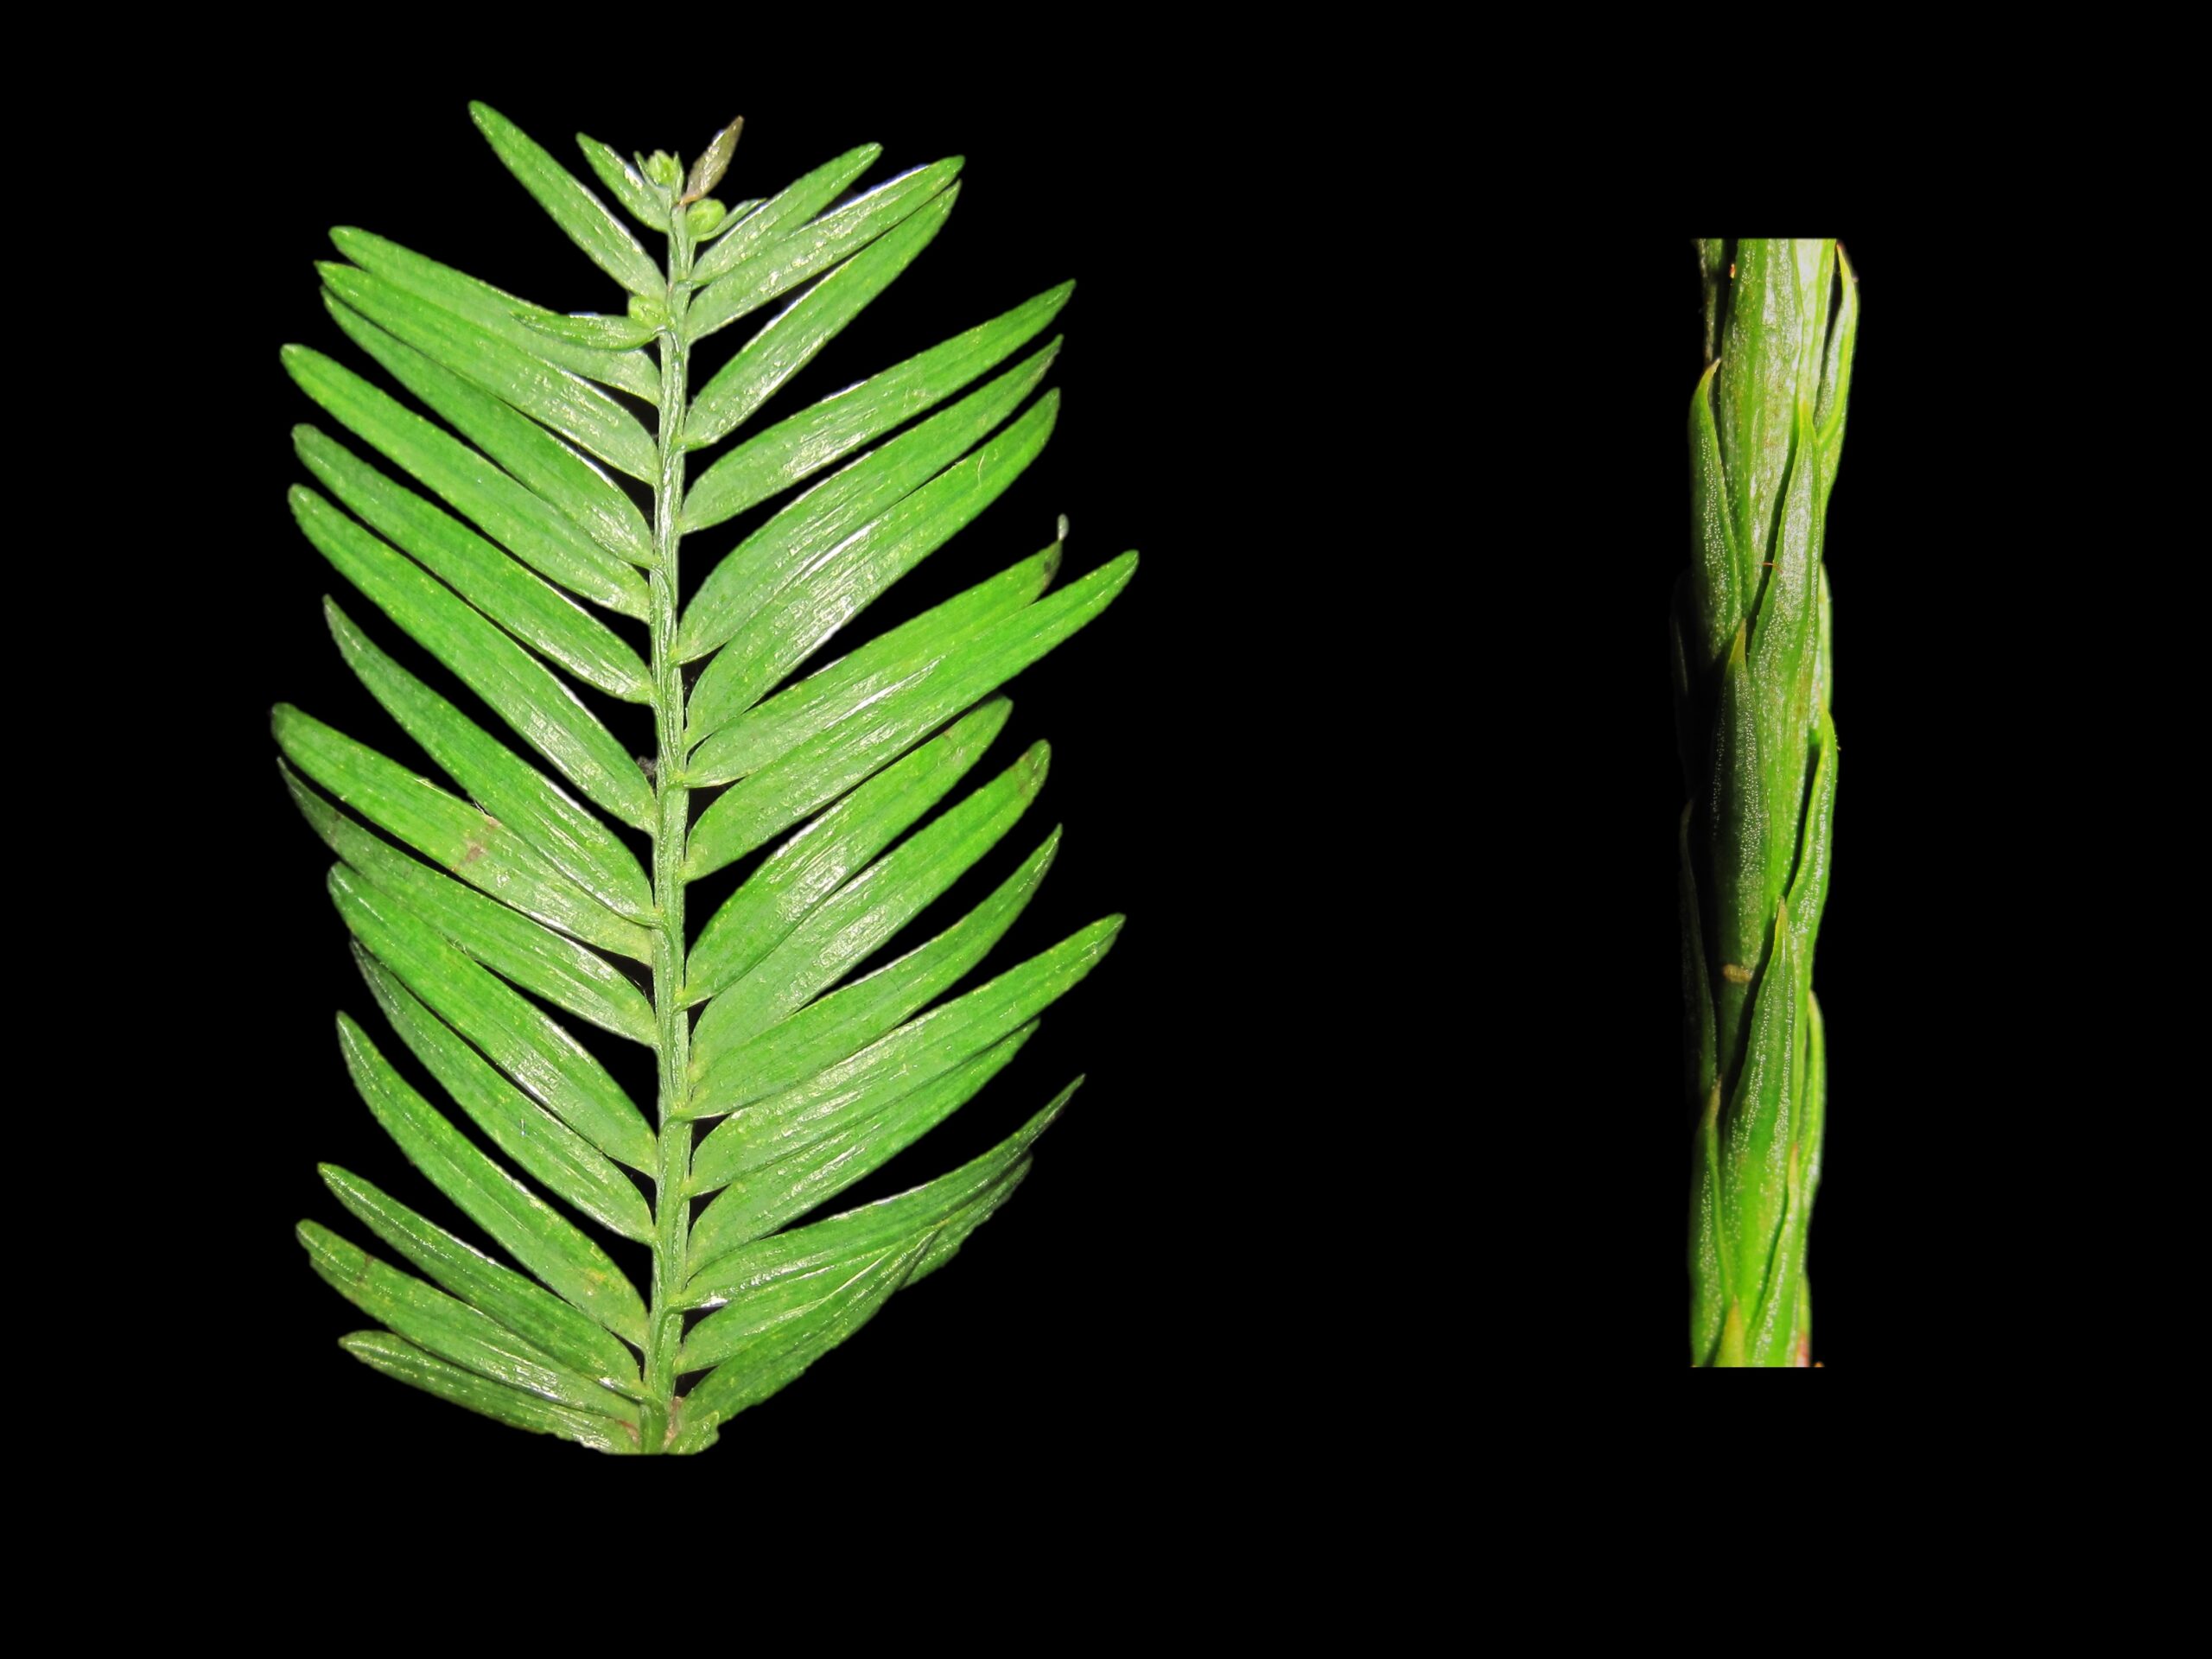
[{"xmin": 140, "ymin": 65, "xmax": 2115, "ymax": 1502}]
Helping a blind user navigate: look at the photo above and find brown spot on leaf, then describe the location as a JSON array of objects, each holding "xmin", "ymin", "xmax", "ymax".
[{"xmin": 462, "ymin": 842, "xmax": 486, "ymax": 865}]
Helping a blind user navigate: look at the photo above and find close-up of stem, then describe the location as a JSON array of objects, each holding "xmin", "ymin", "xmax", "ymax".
[{"xmin": 1678, "ymin": 238, "xmax": 1859, "ymax": 1368}]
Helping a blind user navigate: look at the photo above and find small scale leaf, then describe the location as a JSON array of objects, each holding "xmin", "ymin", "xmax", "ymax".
[
  {"xmin": 1719, "ymin": 912, "xmax": 1797, "ymax": 1313},
  {"xmin": 1688, "ymin": 362, "xmax": 1745, "ymax": 673},
  {"xmin": 684, "ymin": 117, "xmax": 743, "ymax": 203},
  {"xmin": 1786, "ymin": 709, "xmax": 1840, "ymax": 953},
  {"xmin": 1816, "ymin": 246, "xmax": 1860, "ymax": 503}
]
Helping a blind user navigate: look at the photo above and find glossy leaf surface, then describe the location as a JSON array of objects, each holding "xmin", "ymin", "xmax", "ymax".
[
  {"xmin": 280, "ymin": 104, "xmax": 1135, "ymax": 1452},
  {"xmin": 1681, "ymin": 239, "xmax": 1858, "ymax": 1367}
]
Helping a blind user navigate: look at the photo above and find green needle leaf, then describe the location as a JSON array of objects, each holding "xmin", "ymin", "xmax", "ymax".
[
  {"xmin": 683, "ymin": 554, "xmax": 1136, "ymax": 882},
  {"xmin": 357, "ymin": 953, "xmax": 654, "ymax": 1244},
  {"xmin": 684, "ymin": 395, "xmax": 1056, "ymax": 734},
  {"xmin": 324, "ymin": 296, "xmax": 655, "ymax": 565},
  {"xmin": 682, "ymin": 284, "xmax": 1071, "ymax": 535},
  {"xmin": 684, "ymin": 701, "xmax": 1012, "ymax": 1000},
  {"xmin": 321, "ymin": 263, "xmax": 659, "ymax": 483},
  {"xmin": 329, "ymin": 226, "xmax": 661, "ymax": 402},
  {"xmin": 688, "ymin": 744, "xmax": 1051, "ymax": 1075},
  {"xmin": 683, "ymin": 1083, "xmax": 1073, "ymax": 1308},
  {"xmin": 339, "ymin": 1332, "xmax": 634, "ymax": 1452},
  {"xmin": 272, "ymin": 701, "xmax": 649, "ymax": 960},
  {"xmin": 690, "ymin": 143, "xmax": 883, "ymax": 287},
  {"xmin": 686, "ymin": 185, "xmax": 960, "ymax": 447},
  {"xmin": 687, "ymin": 1027, "xmax": 1036, "ymax": 1269},
  {"xmin": 681, "ymin": 340, "xmax": 1062, "ymax": 671},
  {"xmin": 668, "ymin": 1243, "xmax": 924, "ymax": 1453},
  {"xmin": 295, "ymin": 425, "xmax": 650, "ymax": 701},
  {"xmin": 469, "ymin": 102, "xmax": 662, "ymax": 300},
  {"xmin": 300, "ymin": 1222, "xmax": 640, "ymax": 1424},
  {"xmin": 687, "ymin": 546, "xmax": 1058, "ymax": 788},
  {"xmin": 321, "ymin": 601, "xmax": 653, "ymax": 924},
  {"xmin": 285, "ymin": 765, "xmax": 657, "ymax": 1047},
  {"xmin": 693, "ymin": 829, "xmax": 1060, "ymax": 1113},
  {"xmin": 283, "ymin": 345, "xmax": 649, "ymax": 615},
  {"xmin": 684, "ymin": 157, "xmax": 961, "ymax": 348},
  {"xmin": 576, "ymin": 132, "xmax": 670, "ymax": 231},
  {"xmin": 320, "ymin": 1165, "xmax": 640, "ymax": 1389},
  {"xmin": 334, "ymin": 1012, "xmax": 647, "ymax": 1344},
  {"xmin": 517, "ymin": 310, "xmax": 661, "ymax": 350},
  {"xmin": 331, "ymin": 868, "xmax": 658, "ymax": 1173},
  {"xmin": 685, "ymin": 917, "xmax": 1122, "ymax": 1197},
  {"xmin": 289, "ymin": 486, "xmax": 653, "ymax": 829}
]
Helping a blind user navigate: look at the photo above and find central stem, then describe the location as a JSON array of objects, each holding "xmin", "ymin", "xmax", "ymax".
[{"xmin": 639, "ymin": 220, "xmax": 696, "ymax": 1452}]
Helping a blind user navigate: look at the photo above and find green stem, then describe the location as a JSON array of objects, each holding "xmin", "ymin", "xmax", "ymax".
[
  {"xmin": 1682, "ymin": 239, "xmax": 1855, "ymax": 1368},
  {"xmin": 640, "ymin": 220, "xmax": 696, "ymax": 1451}
]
